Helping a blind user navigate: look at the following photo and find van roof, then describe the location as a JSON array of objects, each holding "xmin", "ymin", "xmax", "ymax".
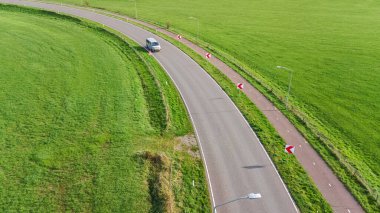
[{"xmin": 146, "ymin": 38, "xmax": 158, "ymax": 42}]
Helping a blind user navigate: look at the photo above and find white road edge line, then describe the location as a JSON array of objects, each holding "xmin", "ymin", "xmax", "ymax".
[
  {"xmin": 166, "ymin": 39, "xmax": 300, "ymax": 213},
  {"xmin": 152, "ymin": 58, "xmax": 217, "ymax": 209},
  {"xmin": 100, "ymin": 11, "xmax": 220, "ymax": 210},
  {"xmin": 205, "ymin": 71, "xmax": 300, "ymax": 213}
]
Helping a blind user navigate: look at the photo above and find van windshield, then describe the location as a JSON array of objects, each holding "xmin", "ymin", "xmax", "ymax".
[{"xmin": 152, "ymin": 42, "xmax": 159, "ymax": 46}]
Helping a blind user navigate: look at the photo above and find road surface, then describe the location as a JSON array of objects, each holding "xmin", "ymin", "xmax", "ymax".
[{"xmin": 0, "ymin": 0, "xmax": 298, "ymax": 212}]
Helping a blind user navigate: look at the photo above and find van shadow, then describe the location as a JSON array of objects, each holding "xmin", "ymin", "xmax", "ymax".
[{"xmin": 242, "ymin": 165, "xmax": 265, "ymax": 169}]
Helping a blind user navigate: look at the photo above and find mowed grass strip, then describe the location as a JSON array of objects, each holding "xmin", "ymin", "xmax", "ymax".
[
  {"xmin": 0, "ymin": 5, "xmax": 209, "ymax": 212},
  {"xmin": 43, "ymin": 0, "xmax": 380, "ymax": 210}
]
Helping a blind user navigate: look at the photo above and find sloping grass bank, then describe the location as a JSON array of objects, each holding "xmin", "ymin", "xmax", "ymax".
[{"xmin": 0, "ymin": 4, "xmax": 209, "ymax": 212}]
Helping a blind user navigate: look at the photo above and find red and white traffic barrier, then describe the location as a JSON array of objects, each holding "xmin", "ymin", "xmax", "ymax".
[
  {"xmin": 285, "ymin": 145, "xmax": 295, "ymax": 154},
  {"xmin": 237, "ymin": 83, "xmax": 244, "ymax": 90}
]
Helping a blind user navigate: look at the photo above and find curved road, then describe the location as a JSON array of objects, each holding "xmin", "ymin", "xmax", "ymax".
[{"xmin": 1, "ymin": 0, "xmax": 298, "ymax": 212}]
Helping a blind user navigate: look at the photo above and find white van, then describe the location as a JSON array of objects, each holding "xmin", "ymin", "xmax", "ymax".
[{"xmin": 146, "ymin": 38, "xmax": 161, "ymax": 52}]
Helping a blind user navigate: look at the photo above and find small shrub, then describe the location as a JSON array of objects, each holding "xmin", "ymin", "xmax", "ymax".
[
  {"xmin": 166, "ymin": 21, "xmax": 171, "ymax": 29},
  {"xmin": 82, "ymin": 0, "xmax": 90, "ymax": 6}
]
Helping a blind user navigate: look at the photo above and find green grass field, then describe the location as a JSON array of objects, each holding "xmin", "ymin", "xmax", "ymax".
[
  {"xmin": 42, "ymin": 0, "xmax": 380, "ymax": 209},
  {"xmin": 0, "ymin": 5, "xmax": 210, "ymax": 212}
]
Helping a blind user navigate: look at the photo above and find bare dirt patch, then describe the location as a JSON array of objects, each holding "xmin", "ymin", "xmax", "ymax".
[{"xmin": 175, "ymin": 134, "xmax": 200, "ymax": 158}]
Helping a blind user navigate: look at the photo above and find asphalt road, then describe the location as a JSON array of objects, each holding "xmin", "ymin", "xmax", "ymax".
[{"xmin": 1, "ymin": 0, "xmax": 298, "ymax": 212}]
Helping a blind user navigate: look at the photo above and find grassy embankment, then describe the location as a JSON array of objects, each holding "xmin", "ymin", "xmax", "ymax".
[
  {"xmin": 43, "ymin": 0, "xmax": 380, "ymax": 211},
  {"xmin": 0, "ymin": 5, "xmax": 210, "ymax": 212}
]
